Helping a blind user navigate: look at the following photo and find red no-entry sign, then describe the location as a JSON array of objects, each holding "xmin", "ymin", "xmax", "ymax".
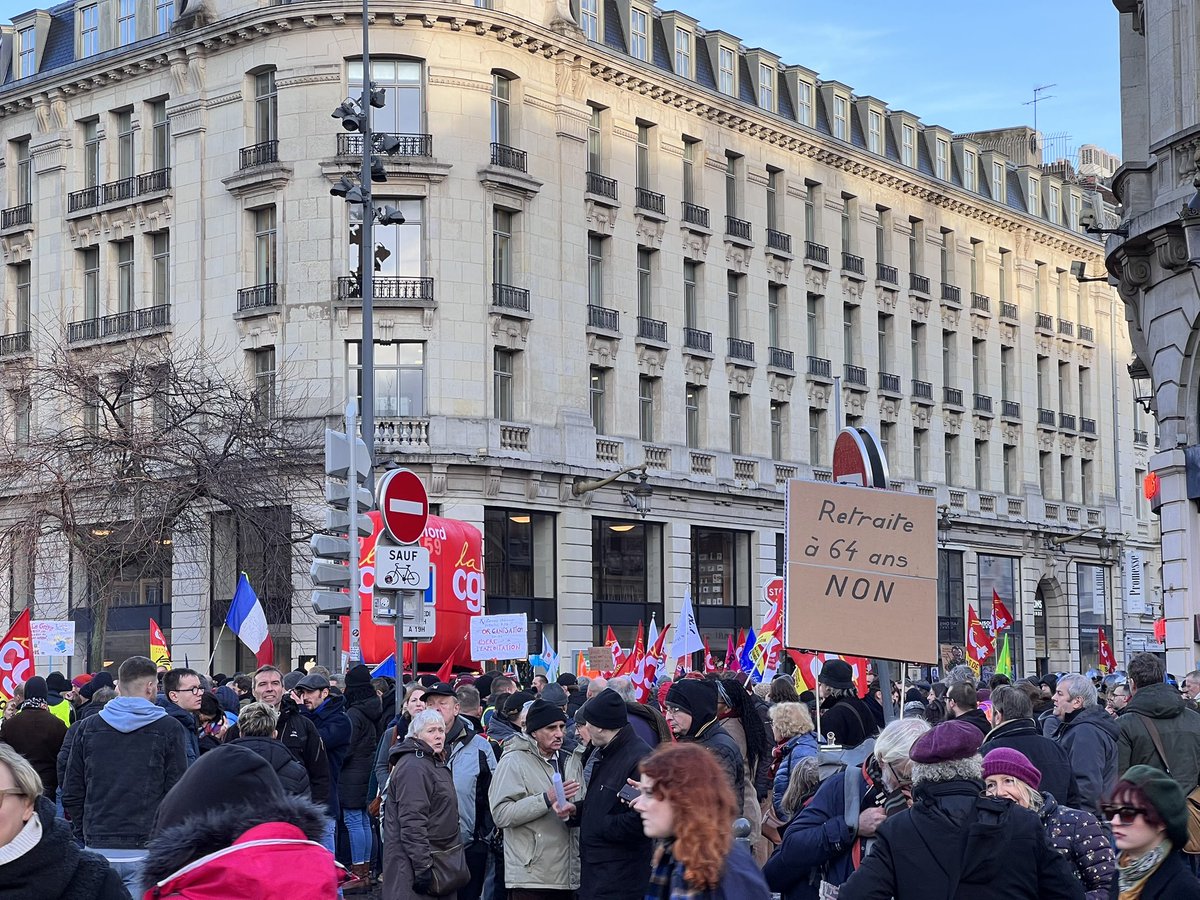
[{"xmin": 377, "ymin": 468, "xmax": 429, "ymax": 545}]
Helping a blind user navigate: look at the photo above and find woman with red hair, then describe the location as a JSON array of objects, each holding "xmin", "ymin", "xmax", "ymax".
[{"xmin": 632, "ymin": 743, "xmax": 770, "ymax": 899}]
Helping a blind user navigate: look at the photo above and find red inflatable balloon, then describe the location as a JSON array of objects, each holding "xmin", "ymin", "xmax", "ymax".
[{"xmin": 341, "ymin": 511, "xmax": 484, "ymax": 668}]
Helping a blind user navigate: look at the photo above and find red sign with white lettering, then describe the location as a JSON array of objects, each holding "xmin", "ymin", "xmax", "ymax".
[{"xmin": 378, "ymin": 469, "xmax": 429, "ymax": 545}]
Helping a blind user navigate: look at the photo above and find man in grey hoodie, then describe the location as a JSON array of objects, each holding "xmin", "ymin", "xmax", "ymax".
[{"xmin": 62, "ymin": 655, "xmax": 189, "ymax": 896}]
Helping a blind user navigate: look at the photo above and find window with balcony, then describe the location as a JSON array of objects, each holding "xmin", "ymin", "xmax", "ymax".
[
  {"xmin": 935, "ymin": 138, "xmax": 949, "ymax": 179},
  {"xmin": 909, "ymin": 216, "xmax": 923, "ymax": 276},
  {"xmin": 940, "ymin": 228, "xmax": 954, "ymax": 285},
  {"xmin": 633, "ymin": 247, "xmax": 655, "ymax": 321},
  {"xmin": 494, "ymin": 348, "xmax": 515, "ymax": 421},
  {"xmin": 1079, "ymin": 367, "xmax": 1091, "ymax": 419},
  {"xmin": 797, "ymin": 80, "xmax": 813, "ymax": 126},
  {"xmin": 12, "ymin": 137, "xmax": 32, "ymax": 211},
  {"xmin": 683, "ymin": 260, "xmax": 699, "ymax": 330},
  {"xmin": 1001, "ymin": 345, "xmax": 1014, "ymax": 403},
  {"xmin": 770, "ymin": 400, "xmax": 785, "ymax": 460},
  {"xmin": 83, "ymin": 119, "xmax": 101, "ymax": 189},
  {"xmin": 80, "ymin": 4, "xmax": 100, "ymax": 57},
  {"xmin": 82, "ymin": 246, "xmax": 100, "ymax": 319},
  {"xmin": 349, "ymin": 198, "xmax": 423, "ymax": 295},
  {"xmin": 588, "ymin": 234, "xmax": 605, "ymax": 308},
  {"xmin": 765, "ymin": 167, "xmax": 781, "ymax": 232},
  {"xmin": 253, "ymin": 347, "xmax": 276, "ymax": 418},
  {"xmin": 975, "ymin": 439, "xmax": 987, "ymax": 490},
  {"xmin": 118, "ymin": 0, "xmax": 136, "ymax": 45},
  {"xmin": 877, "ymin": 313, "xmax": 893, "ymax": 374},
  {"xmin": 806, "ymin": 294, "xmax": 821, "ymax": 357},
  {"xmin": 349, "ymin": 340, "xmax": 425, "ymax": 418},
  {"xmin": 758, "ymin": 63, "xmax": 774, "ymax": 111},
  {"xmin": 809, "ymin": 408, "xmax": 826, "ymax": 465},
  {"xmin": 901, "ymin": 124, "xmax": 916, "ymax": 167},
  {"xmin": 116, "ymin": 240, "xmax": 134, "ymax": 313},
  {"xmin": 350, "ymin": 59, "xmax": 424, "ymax": 141},
  {"xmin": 686, "ymin": 384, "xmax": 702, "ymax": 448},
  {"xmin": 639, "ymin": 375, "xmax": 656, "ymax": 441},
  {"xmin": 491, "ymin": 74, "xmax": 513, "ymax": 148},
  {"xmin": 579, "ymin": 0, "xmax": 598, "ymax": 40},
  {"xmin": 254, "ymin": 70, "xmax": 278, "ymax": 148},
  {"xmin": 14, "ymin": 262, "xmax": 30, "ymax": 333},
  {"xmin": 587, "ymin": 106, "xmax": 604, "ymax": 175},
  {"xmin": 912, "ymin": 428, "xmax": 925, "ymax": 481},
  {"xmin": 590, "ymin": 366, "xmax": 607, "ymax": 434},
  {"xmin": 942, "ymin": 329, "xmax": 955, "ymax": 384},
  {"xmin": 1004, "ymin": 445, "xmax": 1016, "ymax": 495},
  {"xmin": 636, "ymin": 123, "xmax": 653, "ymax": 191},
  {"xmin": 969, "ymin": 239, "xmax": 981, "ymax": 294},
  {"xmin": 1060, "ymin": 454, "xmax": 1073, "ymax": 503},
  {"xmin": 804, "ymin": 182, "xmax": 818, "ymax": 242},
  {"xmin": 768, "ymin": 283, "xmax": 783, "ymax": 349},
  {"xmin": 150, "ymin": 100, "xmax": 170, "ymax": 172},
  {"xmin": 972, "ymin": 338, "xmax": 985, "ymax": 396},
  {"xmin": 911, "ymin": 322, "xmax": 925, "ymax": 380},
  {"xmin": 674, "ymin": 28, "xmax": 691, "ymax": 77},
  {"xmin": 113, "ymin": 110, "xmax": 134, "ymax": 181},
  {"xmin": 725, "ymin": 152, "xmax": 741, "ymax": 218},
  {"xmin": 16, "ymin": 28, "xmax": 35, "ymax": 79},
  {"xmin": 493, "ymin": 207, "xmax": 515, "ymax": 289},
  {"xmin": 1081, "ymin": 458, "xmax": 1094, "ymax": 504},
  {"xmin": 944, "ymin": 434, "xmax": 957, "ymax": 485},
  {"xmin": 840, "ymin": 195, "xmax": 855, "ymax": 255},
  {"xmin": 1039, "ymin": 450, "xmax": 1052, "ymax": 496},
  {"xmin": 843, "ymin": 304, "xmax": 858, "ymax": 366},
  {"xmin": 151, "ymin": 232, "xmax": 169, "ymax": 306},
  {"xmin": 254, "ymin": 206, "xmax": 277, "ymax": 287},
  {"xmin": 718, "ymin": 46, "xmax": 735, "ymax": 96},
  {"xmin": 964, "ymin": 149, "xmax": 977, "ymax": 191},
  {"xmin": 155, "ymin": 0, "xmax": 173, "ymax": 34},
  {"xmin": 1034, "ymin": 261, "xmax": 1045, "ymax": 311},
  {"xmin": 992, "ymin": 161, "xmax": 1004, "ymax": 200},
  {"xmin": 630, "ymin": 7, "xmax": 649, "ymax": 61},
  {"xmin": 998, "ymin": 248, "xmax": 1010, "ymax": 302},
  {"xmin": 868, "ymin": 110, "xmax": 882, "ymax": 154},
  {"xmin": 12, "ymin": 390, "xmax": 29, "ymax": 448},
  {"xmin": 727, "ymin": 272, "xmax": 742, "ymax": 340},
  {"xmin": 682, "ymin": 136, "xmax": 699, "ymax": 206}
]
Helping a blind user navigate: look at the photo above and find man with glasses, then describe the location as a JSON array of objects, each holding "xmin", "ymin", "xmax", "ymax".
[
  {"xmin": 159, "ymin": 668, "xmax": 203, "ymax": 767},
  {"xmin": 1107, "ymin": 683, "xmax": 1131, "ymax": 716},
  {"xmin": 62, "ymin": 655, "xmax": 188, "ymax": 896}
]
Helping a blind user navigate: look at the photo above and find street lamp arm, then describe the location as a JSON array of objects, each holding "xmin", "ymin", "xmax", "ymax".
[
  {"xmin": 1048, "ymin": 524, "xmax": 1105, "ymax": 547},
  {"xmin": 572, "ymin": 463, "xmax": 648, "ymax": 496}
]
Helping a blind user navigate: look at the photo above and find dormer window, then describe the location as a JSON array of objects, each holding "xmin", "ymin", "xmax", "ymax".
[
  {"xmin": 963, "ymin": 149, "xmax": 977, "ymax": 191},
  {"xmin": 1069, "ymin": 193, "xmax": 1081, "ymax": 230},
  {"xmin": 16, "ymin": 27, "xmax": 35, "ymax": 79},
  {"xmin": 758, "ymin": 63, "xmax": 773, "ymax": 111},
  {"xmin": 674, "ymin": 29, "xmax": 691, "ymax": 77},
  {"xmin": 833, "ymin": 96, "xmax": 848, "ymax": 140},
  {"xmin": 155, "ymin": 0, "xmax": 173, "ymax": 35},
  {"xmin": 630, "ymin": 8, "xmax": 649, "ymax": 62},
  {"xmin": 797, "ymin": 81, "xmax": 813, "ymax": 126},
  {"xmin": 1028, "ymin": 176, "xmax": 1041, "ymax": 216},
  {"xmin": 80, "ymin": 4, "xmax": 99, "ymax": 57},
  {"xmin": 118, "ymin": 0, "xmax": 136, "ymax": 44},
  {"xmin": 1049, "ymin": 184, "xmax": 1061, "ymax": 224},
  {"xmin": 901, "ymin": 124, "xmax": 915, "ymax": 167},
  {"xmin": 935, "ymin": 138, "xmax": 948, "ymax": 179},
  {"xmin": 868, "ymin": 110, "xmax": 882, "ymax": 154},
  {"xmin": 718, "ymin": 47, "xmax": 735, "ymax": 96},
  {"xmin": 580, "ymin": 0, "xmax": 598, "ymax": 40},
  {"xmin": 992, "ymin": 161, "xmax": 1004, "ymax": 199}
]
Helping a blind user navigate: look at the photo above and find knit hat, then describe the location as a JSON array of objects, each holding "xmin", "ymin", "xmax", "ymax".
[
  {"xmin": 283, "ymin": 671, "xmax": 305, "ymax": 692},
  {"xmin": 45, "ymin": 672, "xmax": 71, "ymax": 694},
  {"xmin": 539, "ymin": 683, "xmax": 570, "ymax": 709},
  {"xmin": 818, "ymin": 659, "xmax": 856, "ymax": 692},
  {"xmin": 475, "ymin": 674, "xmax": 495, "ymax": 699},
  {"xmin": 524, "ymin": 698, "xmax": 567, "ymax": 735},
  {"xmin": 72, "ymin": 674, "xmax": 92, "ymax": 690},
  {"xmin": 345, "ymin": 664, "xmax": 372, "ymax": 688},
  {"xmin": 80, "ymin": 671, "xmax": 114, "ymax": 701},
  {"xmin": 557, "ymin": 673, "xmax": 578, "ymax": 687},
  {"xmin": 665, "ymin": 679, "xmax": 718, "ymax": 734},
  {"xmin": 1120, "ymin": 765, "xmax": 1190, "ymax": 849},
  {"xmin": 909, "ymin": 719, "xmax": 983, "ymax": 764},
  {"xmin": 583, "ymin": 689, "xmax": 628, "ymax": 730},
  {"xmin": 574, "ymin": 704, "xmax": 588, "ymax": 726},
  {"xmin": 505, "ymin": 690, "xmax": 535, "ymax": 716},
  {"xmin": 23, "ymin": 676, "xmax": 47, "ymax": 702},
  {"xmin": 982, "ymin": 747, "xmax": 1042, "ymax": 789},
  {"xmin": 153, "ymin": 744, "xmax": 285, "ymax": 836}
]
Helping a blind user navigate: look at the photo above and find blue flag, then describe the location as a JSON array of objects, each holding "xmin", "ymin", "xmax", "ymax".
[
  {"xmin": 738, "ymin": 627, "xmax": 757, "ymax": 674},
  {"xmin": 371, "ymin": 654, "xmax": 397, "ymax": 679}
]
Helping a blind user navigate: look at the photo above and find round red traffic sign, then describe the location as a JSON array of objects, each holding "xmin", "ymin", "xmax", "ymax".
[
  {"xmin": 378, "ymin": 468, "xmax": 429, "ymax": 545},
  {"xmin": 832, "ymin": 427, "xmax": 889, "ymax": 488}
]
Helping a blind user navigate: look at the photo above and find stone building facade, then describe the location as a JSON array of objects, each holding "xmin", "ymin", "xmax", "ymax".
[{"xmin": 0, "ymin": 0, "xmax": 1158, "ymax": 674}]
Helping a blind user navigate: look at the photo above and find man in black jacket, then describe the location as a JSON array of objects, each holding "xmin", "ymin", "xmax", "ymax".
[
  {"xmin": 1052, "ymin": 673, "xmax": 1119, "ymax": 818},
  {"xmin": 61, "ymin": 655, "xmax": 188, "ymax": 897},
  {"xmin": 228, "ymin": 701, "xmax": 311, "ymax": 797},
  {"xmin": 840, "ymin": 720, "xmax": 1083, "ymax": 900},
  {"xmin": 664, "ymin": 679, "xmax": 744, "ymax": 797},
  {"xmin": 158, "ymin": 668, "xmax": 203, "ymax": 767},
  {"xmin": 576, "ymin": 690, "xmax": 652, "ymax": 900},
  {"xmin": 946, "ymin": 682, "xmax": 992, "ymax": 738},
  {"xmin": 816, "ymin": 659, "xmax": 878, "ymax": 747},
  {"xmin": 981, "ymin": 685, "xmax": 1080, "ymax": 808},
  {"xmin": 223, "ymin": 665, "xmax": 330, "ymax": 810},
  {"xmin": 1118, "ymin": 651, "xmax": 1200, "ymax": 793}
]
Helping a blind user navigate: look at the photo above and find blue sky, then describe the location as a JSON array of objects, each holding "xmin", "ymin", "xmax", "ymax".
[{"xmin": 682, "ymin": 0, "xmax": 1123, "ymax": 161}]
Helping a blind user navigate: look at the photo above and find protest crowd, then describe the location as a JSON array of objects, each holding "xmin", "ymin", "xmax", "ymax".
[{"xmin": 5, "ymin": 641, "xmax": 1200, "ymax": 900}]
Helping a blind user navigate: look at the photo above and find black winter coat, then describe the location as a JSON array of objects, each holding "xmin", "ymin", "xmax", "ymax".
[
  {"xmin": 1054, "ymin": 705, "xmax": 1120, "ymax": 819},
  {"xmin": 158, "ymin": 699, "xmax": 200, "ymax": 767},
  {"xmin": 1118, "ymin": 682, "xmax": 1200, "ymax": 794},
  {"xmin": 1, "ymin": 706, "xmax": 68, "ymax": 796},
  {"xmin": 0, "ymin": 797, "xmax": 130, "ymax": 900},
  {"xmin": 953, "ymin": 707, "xmax": 992, "ymax": 738},
  {"xmin": 838, "ymin": 780, "xmax": 1085, "ymax": 900},
  {"xmin": 982, "ymin": 718, "xmax": 1082, "ymax": 808},
  {"xmin": 817, "ymin": 696, "xmax": 877, "ymax": 747},
  {"xmin": 578, "ymin": 725, "xmax": 653, "ymax": 900},
  {"xmin": 688, "ymin": 719, "xmax": 745, "ymax": 799},
  {"xmin": 303, "ymin": 694, "xmax": 353, "ymax": 817},
  {"xmin": 339, "ymin": 694, "xmax": 383, "ymax": 811},
  {"xmin": 226, "ymin": 698, "xmax": 330, "ymax": 806},
  {"xmin": 1106, "ymin": 850, "xmax": 1200, "ymax": 900},
  {"xmin": 229, "ymin": 735, "xmax": 312, "ymax": 798}
]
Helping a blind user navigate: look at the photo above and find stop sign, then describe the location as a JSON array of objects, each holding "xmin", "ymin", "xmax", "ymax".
[{"xmin": 377, "ymin": 468, "xmax": 429, "ymax": 545}]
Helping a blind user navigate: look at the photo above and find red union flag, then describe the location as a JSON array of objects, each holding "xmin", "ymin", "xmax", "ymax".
[
  {"xmin": 1098, "ymin": 627, "xmax": 1117, "ymax": 674},
  {"xmin": 990, "ymin": 590, "xmax": 1014, "ymax": 633},
  {"xmin": 0, "ymin": 609, "xmax": 34, "ymax": 703},
  {"xmin": 966, "ymin": 605, "xmax": 994, "ymax": 675}
]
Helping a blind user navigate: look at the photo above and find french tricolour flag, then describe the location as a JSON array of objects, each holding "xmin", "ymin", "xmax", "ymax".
[{"xmin": 227, "ymin": 573, "xmax": 274, "ymax": 667}]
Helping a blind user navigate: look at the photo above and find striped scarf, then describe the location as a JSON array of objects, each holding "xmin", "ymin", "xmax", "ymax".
[
  {"xmin": 16, "ymin": 698, "xmax": 47, "ymax": 712},
  {"xmin": 645, "ymin": 843, "xmax": 712, "ymax": 900}
]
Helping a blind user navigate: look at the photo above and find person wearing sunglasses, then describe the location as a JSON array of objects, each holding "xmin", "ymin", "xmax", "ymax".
[
  {"xmin": 982, "ymin": 748, "xmax": 1115, "ymax": 899},
  {"xmin": 1103, "ymin": 766, "xmax": 1200, "ymax": 899}
]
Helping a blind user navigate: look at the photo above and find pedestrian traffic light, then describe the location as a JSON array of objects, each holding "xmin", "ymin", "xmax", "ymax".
[{"xmin": 310, "ymin": 428, "xmax": 373, "ymax": 616}]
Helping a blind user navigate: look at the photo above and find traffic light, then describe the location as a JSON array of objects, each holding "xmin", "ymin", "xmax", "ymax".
[{"xmin": 310, "ymin": 428, "xmax": 373, "ymax": 617}]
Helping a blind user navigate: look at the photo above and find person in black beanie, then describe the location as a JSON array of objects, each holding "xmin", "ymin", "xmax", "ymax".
[
  {"xmin": 141, "ymin": 744, "xmax": 338, "ymax": 898},
  {"xmin": 487, "ymin": 690, "xmax": 534, "ymax": 758},
  {"xmin": 338, "ymin": 664, "xmax": 381, "ymax": 891},
  {"xmin": 663, "ymin": 679, "xmax": 744, "ymax": 798},
  {"xmin": 575, "ymin": 690, "xmax": 652, "ymax": 900}
]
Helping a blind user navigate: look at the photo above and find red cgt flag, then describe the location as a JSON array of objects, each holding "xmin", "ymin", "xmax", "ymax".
[
  {"xmin": 990, "ymin": 590, "xmax": 1014, "ymax": 633},
  {"xmin": 703, "ymin": 637, "xmax": 716, "ymax": 673},
  {"xmin": 613, "ymin": 622, "xmax": 644, "ymax": 678},
  {"xmin": 0, "ymin": 609, "xmax": 34, "ymax": 703},
  {"xmin": 1098, "ymin": 627, "xmax": 1117, "ymax": 674},
  {"xmin": 966, "ymin": 605, "xmax": 995, "ymax": 668}
]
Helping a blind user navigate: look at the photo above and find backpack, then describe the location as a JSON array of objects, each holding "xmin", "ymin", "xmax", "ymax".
[{"xmin": 813, "ymin": 738, "xmax": 876, "ymax": 842}]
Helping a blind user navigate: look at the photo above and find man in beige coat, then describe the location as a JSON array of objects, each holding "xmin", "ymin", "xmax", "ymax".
[{"xmin": 488, "ymin": 698, "xmax": 586, "ymax": 899}]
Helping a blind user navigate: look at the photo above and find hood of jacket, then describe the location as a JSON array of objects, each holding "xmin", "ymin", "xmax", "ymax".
[
  {"xmin": 160, "ymin": 698, "xmax": 198, "ymax": 727},
  {"xmin": 389, "ymin": 735, "xmax": 444, "ymax": 765},
  {"xmin": 488, "ymin": 711, "xmax": 519, "ymax": 743},
  {"xmin": 984, "ymin": 717, "xmax": 1039, "ymax": 742},
  {"xmin": 303, "ymin": 692, "xmax": 347, "ymax": 723},
  {"xmin": 98, "ymin": 695, "xmax": 168, "ymax": 733},
  {"xmin": 348, "ymin": 692, "xmax": 383, "ymax": 723},
  {"xmin": 1126, "ymin": 682, "xmax": 1188, "ymax": 719},
  {"xmin": 1063, "ymin": 702, "xmax": 1121, "ymax": 739},
  {"xmin": 140, "ymin": 791, "xmax": 330, "ymax": 890}
]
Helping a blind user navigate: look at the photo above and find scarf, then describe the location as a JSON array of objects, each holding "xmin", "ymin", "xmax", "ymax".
[
  {"xmin": 645, "ymin": 842, "xmax": 712, "ymax": 900},
  {"xmin": 1117, "ymin": 839, "xmax": 1171, "ymax": 895},
  {"xmin": 15, "ymin": 698, "xmax": 47, "ymax": 712}
]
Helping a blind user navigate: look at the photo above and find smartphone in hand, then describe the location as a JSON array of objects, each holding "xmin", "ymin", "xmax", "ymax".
[{"xmin": 617, "ymin": 784, "xmax": 639, "ymax": 805}]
